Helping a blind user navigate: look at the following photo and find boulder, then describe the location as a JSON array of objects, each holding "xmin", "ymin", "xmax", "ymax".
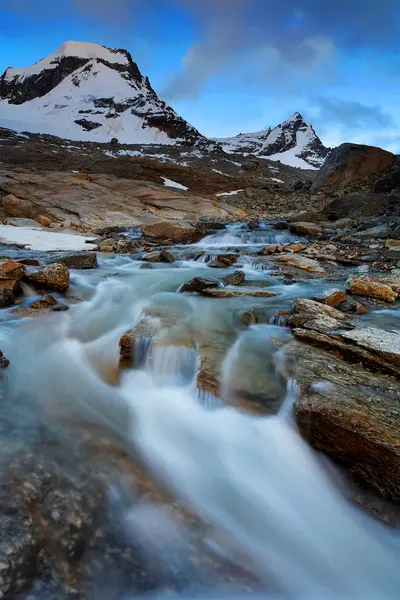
[
  {"xmin": 31, "ymin": 294, "xmax": 58, "ymax": 309},
  {"xmin": 311, "ymin": 143, "xmax": 394, "ymax": 194},
  {"xmin": 142, "ymin": 251, "xmax": 163, "ymax": 263},
  {"xmin": 288, "ymin": 341, "xmax": 400, "ymax": 501},
  {"xmin": 278, "ymin": 255, "xmax": 324, "ymax": 273},
  {"xmin": 159, "ymin": 249, "xmax": 175, "ymax": 263},
  {"xmin": 0, "ymin": 259, "xmax": 26, "ymax": 281},
  {"xmin": 286, "ymin": 243, "xmax": 307, "ymax": 253},
  {"xmin": 52, "ymin": 252, "xmax": 98, "ymax": 269},
  {"xmin": 0, "ymin": 351, "xmax": 9, "ymax": 368},
  {"xmin": 290, "ymin": 222, "xmax": 323, "ymax": 235},
  {"xmin": 35, "ymin": 214, "xmax": 52, "ymax": 227},
  {"xmin": 179, "ymin": 277, "xmax": 218, "ymax": 293},
  {"xmin": 0, "ymin": 280, "xmax": 19, "ymax": 293},
  {"xmin": 221, "ymin": 271, "xmax": 245, "ymax": 286},
  {"xmin": 201, "ymin": 288, "xmax": 278, "ymax": 298},
  {"xmin": 142, "ymin": 221, "xmax": 203, "ymax": 244},
  {"xmin": 289, "ymin": 298, "xmax": 354, "ymax": 333},
  {"xmin": 313, "ymin": 288, "xmax": 347, "ymax": 307},
  {"xmin": 0, "ymin": 288, "xmax": 14, "ymax": 307},
  {"xmin": 336, "ymin": 298, "xmax": 367, "ymax": 315},
  {"xmin": 340, "ymin": 328, "xmax": 400, "ymax": 366},
  {"xmin": 26, "ymin": 263, "xmax": 70, "ymax": 292},
  {"xmin": 347, "ymin": 277, "xmax": 398, "ymax": 303}
]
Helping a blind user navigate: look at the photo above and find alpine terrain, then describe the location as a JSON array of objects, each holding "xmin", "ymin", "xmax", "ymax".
[
  {"xmin": 217, "ymin": 112, "xmax": 330, "ymax": 169},
  {"xmin": 0, "ymin": 41, "xmax": 213, "ymax": 147}
]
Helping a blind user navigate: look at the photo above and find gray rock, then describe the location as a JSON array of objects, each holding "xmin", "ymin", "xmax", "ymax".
[
  {"xmin": 52, "ymin": 251, "xmax": 98, "ymax": 269},
  {"xmin": 355, "ymin": 225, "xmax": 392, "ymax": 239}
]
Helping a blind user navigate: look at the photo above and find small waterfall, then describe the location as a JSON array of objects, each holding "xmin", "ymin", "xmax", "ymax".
[
  {"xmin": 20, "ymin": 281, "xmax": 37, "ymax": 297},
  {"xmin": 146, "ymin": 343, "xmax": 198, "ymax": 387}
]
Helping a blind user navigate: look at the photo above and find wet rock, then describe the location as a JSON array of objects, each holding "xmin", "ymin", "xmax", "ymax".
[
  {"xmin": 239, "ymin": 309, "xmax": 258, "ymax": 326},
  {"xmin": 336, "ymin": 298, "xmax": 367, "ymax": 315},
  {"xmin": 247, "ymin": 220, "xmax": 259, "ymax": 229},
  {"xmin": 0, "ymin": 279, "xmax": 20, "ymax": 293},
  {"xmin": 258, "ymin": 245, "xmax": 278, "ymax": 255},
  {"xmin": 51, "ymin": 304, "xmax": 69, "ymax": 311},
  {"xmin": 221, "ymin": 271, "xmax": 245, "ymax": 286},
  {"xmin": 35, "ymin": 214, "xmax": 52, "ymax": 227},
  {"xmin": 142, "ymin": 221, "xmax": 203, "ymax": 244},
  {"xmin": 311, "ymin": 143, "xmax": 394, "ymax": 193},
  {"xmin": 26, "ymin": 263, "xmax": 70, "ymax": 292},
  {"xmin": 159, "ymin": 249, "xmax": 175, "ymax": 263},
  {"xmin": 290, "ymin": 222, "xmax": 323, "ymax": 235},
  {"xmin": 179, "ymin": 277, "xmax": 218, "ymax": 293},
  {"xmin": 140, "ymin": 262, "xmax": 153, "ymax": 269},
  {"xmin": 201, "ymin": 288, "xmax": 278, "ymax": 298},
  {"xmin": 294, "ymin": 352, "xmax": 400, "ymax": 500},
  {"xmin": 272, "ymin": 221, "xmax": 289, "ymax": 230},
  {"xmin": 142, "ymin": 251, "xmax": 162, "ymax": 263},
  {"xmin": 17, "ymin": 258, "xmax": 41, "ymax": 266},
  {"xmin": 0, "ymin": 350, "xmax": 9, "ymax": 368},
  {"xmin": 289, "ymin": 298, "xmax": 355, "ymax": 331},
  {"xmin": 99, "ymin": 238, "xmax": 115, "ymax": 252},
  {"xmin": 278, "ymin": 254, "xmax": 324, "ymax": 273},
  {"xmin": 53, "ymin": 251, "xmax": 98, "ymax": 269},
  {"xmin": 313, "ymin": 288, "xmax": 347, "ymax": 308},
  {"xmin": 286, "ymin": 243, "xmax": 307, "ymax": 253},
  {"xmin": 347, "ymin": 276, "xmax": 398, "ymax": 303},
  {"xmin": 32, "ymin": 294, "xmax": 58, "ymax": 309},
  {"xmin": 0, "ymin": 288, "xmax": 15, "ymax": 307},
  {"xmin": 0, "ymin": 259, "xmax": 26, "ymax": 281}
]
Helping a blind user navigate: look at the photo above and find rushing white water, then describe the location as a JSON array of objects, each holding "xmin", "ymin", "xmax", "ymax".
[{"xmin": 3, "ymin": 266, "xmax": 400, "ymax": 599}]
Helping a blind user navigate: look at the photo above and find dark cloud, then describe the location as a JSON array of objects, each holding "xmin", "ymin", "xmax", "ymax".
[{"xmin": 315, "ymin": 98, "xmax": 394, "ymax": 130}]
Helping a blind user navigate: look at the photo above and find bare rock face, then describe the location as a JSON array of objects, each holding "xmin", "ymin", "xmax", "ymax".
[
  {"xmin": 26, "ymin": 263, "xmax": 70, "ymax": 292},
  {"xmin": 347, "ymin": 277, "xmax": 398, "ymax": 303},
  {"xmin": 142, "ymin": 221, "xmax": 203, "ymax": 244},
  {"xmin": 311, "ymin": 143, "xmax": 394, "ymax": 194},
  {"xmin": 290, "ymin": 222, "xmax": 323, "ymax": 235}
]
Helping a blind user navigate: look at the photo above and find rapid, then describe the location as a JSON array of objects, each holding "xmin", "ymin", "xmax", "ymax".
[{"xmin": 1, "ymin": 223, "xmax": 399, "ymax": 599}]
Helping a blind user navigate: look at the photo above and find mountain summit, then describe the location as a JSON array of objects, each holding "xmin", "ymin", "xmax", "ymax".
[
  {"xmin": 0, "ymin": 41, "xmax": 210, "ymax": 146},
  {"xmin": 216, "ymin": 113, "xmax": 329, "ymax": 169}
]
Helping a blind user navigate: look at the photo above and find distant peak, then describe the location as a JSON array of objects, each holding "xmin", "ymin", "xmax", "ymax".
[
  {"xmin": 288, "ymin": 112, "xmax": 304, "ymax": 121},
  {"xmin": 55, "ymin": 41, "xmax": 129, "ymax": 64}
]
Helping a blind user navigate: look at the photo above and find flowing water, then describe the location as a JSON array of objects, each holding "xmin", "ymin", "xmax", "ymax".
[{"xmin": 1, "ymin": 223, "xmax": 399, "ymax": 599}]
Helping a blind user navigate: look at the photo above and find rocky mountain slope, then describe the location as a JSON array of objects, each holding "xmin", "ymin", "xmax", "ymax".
[
  {"xmin": 0, "ymin": 41, "xmax": 215, "ymax": 148},
  {"xmin": 217, "ymin": 112, "xmax": 330, "ymax": 169}
]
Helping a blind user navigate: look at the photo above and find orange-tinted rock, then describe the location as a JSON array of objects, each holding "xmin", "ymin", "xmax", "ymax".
[
  {"xmin": 347, "ymin": 277, "xmax": 398, "ymax": 303},
  {"xmin": 35, "ymin": 214, "xmax": 52, "ymax": 227},
  {"xmin": 142, "ymin": 220, "xmax": 203, "ymax": 244},
  {"xmin": 0, "ymin": 259, "xmax": 26, "ymax": 281},
  {"xmin": 278, "ymin": 254, "xmax": 324, "ymax": 273},
  {"xmin": 290, "ymin": 222, "xmax": 323, "ymax": 235},
  {"xmin": 26, "ymin": 263, "xmax": 70, "ymax": 292},
  {"xmin": 313, "ymin": 288, "xmax": 347, "ymax": 307}
]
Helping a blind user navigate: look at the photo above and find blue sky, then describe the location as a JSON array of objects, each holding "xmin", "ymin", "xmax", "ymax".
[{"xmin": 1, "ymin": 0, "xmax": 400, "ymax": 150}]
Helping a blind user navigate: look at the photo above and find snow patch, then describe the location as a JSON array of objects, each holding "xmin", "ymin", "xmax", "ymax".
[
  {"xmin": 162, "ymin": 177, "xmax": 188, "ymax": 191},
  {"xmin": 216, "ymin": 189, "xmax": 243, "ymax": 196},
  {"xmin": 269, "ymin": 177, "xmax": 284, "ymax": 183},
  {"xmin": 0, "ymin": 226, "xmax": 98, "ymax": 251}
]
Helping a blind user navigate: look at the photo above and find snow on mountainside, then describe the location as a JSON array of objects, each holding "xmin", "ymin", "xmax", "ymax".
[
  {"xmin": 0, "ymin": 41, "xmax": 215, "ymax": 147},
  {"xmin": 217, "ymin": 113, "xmax": 330, "ymax": 169}
]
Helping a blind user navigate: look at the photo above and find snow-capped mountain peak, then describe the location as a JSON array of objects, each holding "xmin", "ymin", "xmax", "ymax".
[
  {"xmin": 0, "ymin": 41, "xmax": 213, "ymax": 147},
  {"xmin": 216, "ymin": 113, "xmax": 329, "ymax": 169}
]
